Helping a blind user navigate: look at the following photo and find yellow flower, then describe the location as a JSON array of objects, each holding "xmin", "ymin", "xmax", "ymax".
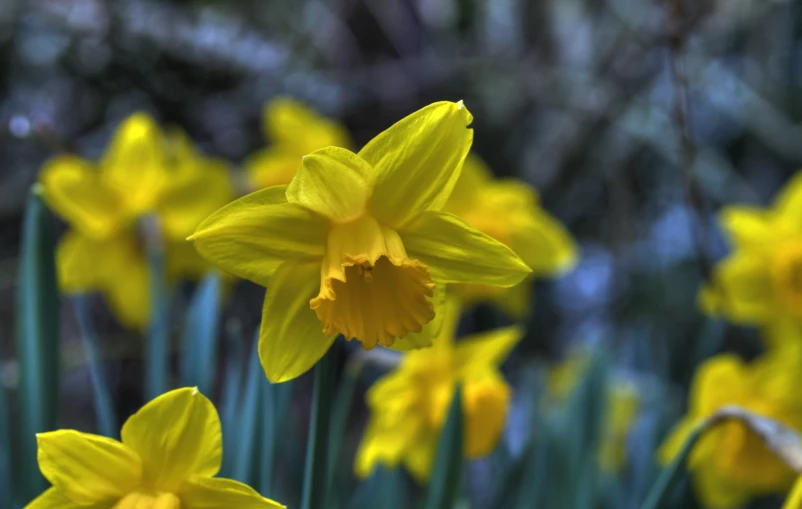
[
  {"xmin": 246, "ymin": 97, "xmax": 351, "ymax": 190},
  {"xmin": 700, "ymin": 172, "xmax": 802, "ymax": 347},
  {"xmin": 191, "ymin": 101, "xmax": 531, "ymax": 383},
  {"xmin": 39, "ymin": 114, "xmax": 233, "ymax": 328},
  {"xmin": 658, "ymin": 352, "xmax": 802, "ymax": 508},
  {"xmin": 354, "ymin": 300, "xmax": 522, "ymax": 482},
  {"xmin": 25, "ymin": 387, "xmax": 284, "ymax": 509},
  {"xmin": 545, "ymin": 352, "xmax": 640, "ymax": 473},
  {"xmin": 444, "ymin": 155, "xmax": 577, "ymax": 317}
]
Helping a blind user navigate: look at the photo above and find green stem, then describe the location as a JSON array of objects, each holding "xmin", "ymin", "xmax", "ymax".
[
  {"xmin": 143, "ymin": 215, "xmax": 169, "ymax": 400},
  {"xmin": 301, "ymin": 349, "xmax": 335, "ymax": 509}
]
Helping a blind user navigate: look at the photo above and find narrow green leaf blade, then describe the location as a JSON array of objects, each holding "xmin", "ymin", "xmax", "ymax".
[
  {"xmin": 143, "ymin": 215, "xmax": 170, "ymax": 400},
  {"xmin": 301, "ymin": 348, "xmax": 335, "ymax": 509},
  {"xmin": 232, "ymin": 335, "xmax": 263, "ymax": 484},
  {"xmin": 179, "ymin": 272, "xmax": 222, "ymax": 394},
  {"xmin": 15, "ymin": 188, "xmax": 60, "ymax": 502},
  {"xmin": 425, "ymin": 385, "xmax": 464, "ymax": 509},
  {"xmin": 0, "ymin": 370, "xmax": 11, "ymax": 508},
  {"xmin": 219, "ymin": 327, "xmax": 244, "ymax": 479}
]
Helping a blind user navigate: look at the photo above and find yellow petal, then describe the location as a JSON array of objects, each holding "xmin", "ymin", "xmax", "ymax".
[
  {"xmin": 101, "ymin": 236, "xmax": 151, "ymax": 330},
  {"xmin": 455, "ymin": 326, "xmax": 523, "ymax": 371},
  {"xmin": 181, "ymin": 476, "xmax": 285, "ymax": 509},
  {"xmin": 389, "ymin": 282, "xmax": 449, "ymax": 351},
  {"xmin": 403, "ymin": 433, "xmax": 438, "ymax": 483},
  {"xmin": 165, "ymin": 239, "xmax": 211, "ymax": 282},
  {"xmin": 39, "ymin": 155, "xmax": 123, "ymax": 239},
  {"xmin": 783, "ymin": 476, "xmax": 802, "ymax": 509},
  {"xmin": 56, "ymin": 231, "xmax": 105, "ymax": 292},
  {"xmin": 463, "ymin": 375, "xmax": 510, "ymax": 458},
  {"xmin": 689, "ymin": 354, "xmax": 744, "ymax": 415},
  {"xmin": 493, "ymin": 280, "xmax": 532, "ymax": 319},
  {"xmin": 511, "ymin": 206, "xmax": 578, "ymax": 275},
  {"xmin": 245, "ymin": 148, "xmax": 303, "ymax": 190},
  {"xmin": 776, "ymin": 172, "xmax": 802, "ymax": 224},
  {"xmin": 158, "ymin": 160, "xmax": 233, "ymax": 241},
  {"xmin": 100, "ymin": 113, "xmax": 167, "ymax": 214},
  {"xmin": 361, "ymin": 101, "xmax": 473, "ymax": 228},
  {"xmin": 286, "ymin": 147, "xmax": 373, "ymax": 223},
  {"xmin": 190, "ymin": 186, "xmax": 328, "ymax": 287},
  {"xmin": 37, "ymin": 430, "xmax": 142, "ymax": 505},
  {"xmin": 120, "ymin": 387, "xmax": 222, "ymax": 492},
  {"xmin": 400, "ymin": 211, "xmax": 531, "ymax": 287},
  {"xmin": 698, "ymin": 252, "xmax": 775, "ymax": 323},
  {"xmin": 693, "ymin": 464, "xmax": 751, "ymax": 509},
  {"xmin": 24, "ymin": 487, "xmax": 103, "ymax": 509},
  {"xmin": 262, "ymin": 97, "xmax": 350, "ymax": 154},
  {"xmin": 444, "ymin": 154, "xmax": 493, "ymax": 216},
  {"xmin": 259, "ymin": 259, "xmax": 337, "ymax": 383},
  {"xmin": 719, "ymin": 206, "xmax": 779, "ymax": 251}
]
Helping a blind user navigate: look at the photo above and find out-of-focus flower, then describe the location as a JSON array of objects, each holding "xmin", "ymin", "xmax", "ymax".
[
  {"xmin": 39, "ymin": 114, "xmax": 233, "ymax": 328},
  {"xmin": 658, "ymin": 352, "xmax": 802, "ymax": 508},
  {"xmin": 545, "ymin": 351, "xmax": 640, "ymax": 473},
  {"xmin": 444, "ymin": 155, "xmax": 577, "ymax": 317},
  {"xmin": 191, "ymin": 101, "xmax": 530, "ymax": 383},
  {"xmin": 25, "ymin": 387, "xmax": 284, "ymax": 509},
  {"xmin": 700, "ymin": 173, "xmax": 802, "ymax": 348},
  {"xmin": 246, "ymin": 97, "xmax": 351, "ymax": 190},
  {"xmin": 354, "ymin": 300, "xmax": 523, "ymax": 482}
]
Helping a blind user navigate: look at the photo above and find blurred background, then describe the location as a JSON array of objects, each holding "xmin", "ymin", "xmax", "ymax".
[{"xmin": 2, "ymin": 0, "xmax": 801, "ymax": 508}]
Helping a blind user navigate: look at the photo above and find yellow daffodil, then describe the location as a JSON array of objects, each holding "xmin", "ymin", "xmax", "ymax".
[
  {"xmin": 444, "ymin": 155, "xmax": 577, "ymax": 317},
  {"xmin": 25, "ymin": 387, "xmax": 284, "ymax": 509},
  {"xmin": 191, "ymin": 101, "xmax": 531, "ymax": 383},
  {"xmin": 700, "ymin": 172, "xmax": 802, "ymax": 347},
  {"xmin": 39, "ymin": 114, "xmax": 233, "ymax": 328},
  {"xmin": 658, "ymin": 351, "xmax": 802, "ymax": 508},
  {"xmin": 354, "ymin": 300, "xmax": 522, "ymax": 482},
  {"xmin": 246, "ymin": 97, "xmax": 351, "ymax": 190},
  {"xmin": 545, "ymin": 352, "xmax": 640, "ymax": 473}
]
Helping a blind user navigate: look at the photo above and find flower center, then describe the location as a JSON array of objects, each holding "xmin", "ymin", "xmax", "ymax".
[
  {"xmin": 311, "ymin": 215, "xmax": 435, "ymax": 349},
  {"xmin": 772, "ymin": 242, "xmax": 802, "ymax": 316},
  {"xmin": 114, "ymin": 492, "xmax": 180, "ymax": 509}
]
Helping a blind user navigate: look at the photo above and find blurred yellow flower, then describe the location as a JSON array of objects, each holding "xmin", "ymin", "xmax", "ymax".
[
  {"xmin": 354, "ymin": 300, "xmax": 522, "ymax": 482},
  {"xmin": 246, "ymin": 97, "xmax": 351, "ymax": 190},
  {"xmin": 191, "ymin": 101, "xmax": 531, "ymax": 383},
  {"xmin": 658, "ymin": 352, "xmax": 802, "ymax": 508},
  {"xmin": 700, "ymin": 172, "xmax": 802, "ymax": 347},
  {"xmin": 785, "ymin": 476, "xmax": 802, "ymax": 509},
  {"xmin": 545, "ymin": 351, "xmax": 640, "ymax": 473},
  {"xmin": 444, "ymin": 155, "xmax": 577, "ymax": 317},
  {"xmin": 39, "ymin": 114, "xmax": 233, "ymax": 328},
  {"xmin": 25, "ymin": 387, "xmax": 284, "ymax": 509}
]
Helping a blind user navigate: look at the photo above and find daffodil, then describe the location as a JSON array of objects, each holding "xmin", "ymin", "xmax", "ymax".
[
  {"xmin": 700, "ymin": 172, "xmax": 802, "ymax": 348},
  {"xmin": 354, "ymin": 300, "xmax": 522, "ymax": 482},
  {"xmin": 25, "ymin": 387, "xmax": 283, "ymax": 509},
  {"xmin": 658, "ymin": 351, "xmax": 802, "ymax": 508},
  {"xmin": 545, "ymin": 351, "xmax": 640, "ymax": 473},
  {"xmin": 444, "ymin": 155, "xmax": 577, "ymax": 317},
  {"xmin": 246, "ymin": 97, "xmax": 351, "ymax": 190},
  {"xmin": 191, "ymin": 101, "xmax": 531, "ymax": 382},
  {"xmin": 39, "ymin": 114, "xmax": 233, "ymax": 328}
]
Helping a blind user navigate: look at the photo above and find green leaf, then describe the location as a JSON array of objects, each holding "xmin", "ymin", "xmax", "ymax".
[
  {"xmin": 233, "ymin": 335, "xmax": 263, "ymax": 485},
  {"xmin": 301, "ymin": 347, "xmax": 335, "ymax": 509},
  {"xmin": 219, "ymin": 325, "xmax": 244, "ymax": 479},
  {"xmin": 15, "ymin": 188, "xmax": 60, "ymax": 502},
  {"xmin": 0, "ymin": 370, "xmax": 11, "ymax": 508},
  {"xmin": 260, "ymin": 375, "xmax": 292, "ymax": 497},
  {"xmin": 327, "ymin": 358, "xmax": 364, "ymax": 499},
  {"xmin": 72, "ymin": 296, "xmax": 117, "ymax": 438},
  {"xmin": 179, "ymin": 272, "xmax": 222, "ymax": 394},
  {"xmin": 424, "ymin": 385, "xmax": 464, "ymax": 509},
  {"xmin": 143, "ymin": 215, "xmax": 170, "ymax": 400}
]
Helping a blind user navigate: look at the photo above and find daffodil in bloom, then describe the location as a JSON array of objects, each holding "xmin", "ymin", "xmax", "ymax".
[
  {"xmin": 658, "ymin": 351, "xmax": 802, "ymax": 508},
  {"xmin": 444, "ymin": 155, "xmax": 577, "ymax": 317},
  {"xmin": 39, "ymin": 114, "xmax": 233, "ymax": 328},
  {"xmin": 354, "ymin": 300, "xmax": 522, "ymax": 482},
  {"xmin": 545, "ymin": 351, "xmax": 639, "ymax": 473},
  {"xmin": 191, "ymin": 101, "xmax": 531, "ymax": 383},
  {"xmin": 25, "ymin": 387, "xmax": 284, "ymax": 509},
  {"xmin": 246, "ymin": 97, "xmax": 351, "ymax": 190},
  {"xmin": 700, "ymin": 172, "xmax": 802, "ymax": 348}
]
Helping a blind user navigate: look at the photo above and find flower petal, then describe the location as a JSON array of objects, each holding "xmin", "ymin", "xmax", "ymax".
[
  {"xmin": 262, "ymin": 97, "xmax": 351, "ymax": 154},
  {"xmin": 25, "ymin": 487, "xmax": 107, "ymax": 509},
  {"xmin": 388, "ymin": 282, "xmax": 448, "ymax": 351},
  {"xmin": 463, "ymin": 374, "xmax": 510, "ymax": 458},
  {"xmin": 39, "ymin": 155, "xmax": 123, "ymax": 239},
  {"xmin": 259, "ymin": 259, "xmax": 336, "ymax": 383},
  {"xmin": 101, "ymin": 236, "xmax": 151, "ymax": 330},
  {"xmin": 783, "ymin": 476, "xmax": 802, "ymax": 509},
  {"xmin": 719, "ymin": 206, "xmax": 780, "ymax": 252},
  {"xmin": 245, "ymin": 148, "xmax": 303, "ymax": 190},
  {"xmin": 181, "ymin": 476, "xmax": 285, "ymax": 509},
  {"xmin": 190, "ymin": 186, "xmax": 328, "ymax": 287},
  {"xmin": 36, "ymin": 430, "xmax": 142, "ymax": 505},
  {"xmin": 99, "ymin": 113, "xmax": 167, "ymax": 213},
  {"xmin": 56, "ymin": 231, "xmax": 105, "ymax": 292},
  {"xmin": 698, "ymin": 252, "xmax": 775, "ymax": 324},
  {"xmin": 400, "ymin": 211, "xmax": 531, "ymax": 287},
  {"xmin": 511, "ymin": 208, "xmax": 578, "ymax": 276},
  {"xmin": 286, "ymin": 147, "xmax": 373, "ymax": 223},
  {"xmin": 361, "ymin": 101, "xmax": 474, "ymax": 228},
  {"xmin": 120, "ymin": 387, "xmax": 222, "ymax": 492},
  {"xmin": 455, "ymin": 326, "xmax": 523, "ymax": 371}
]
